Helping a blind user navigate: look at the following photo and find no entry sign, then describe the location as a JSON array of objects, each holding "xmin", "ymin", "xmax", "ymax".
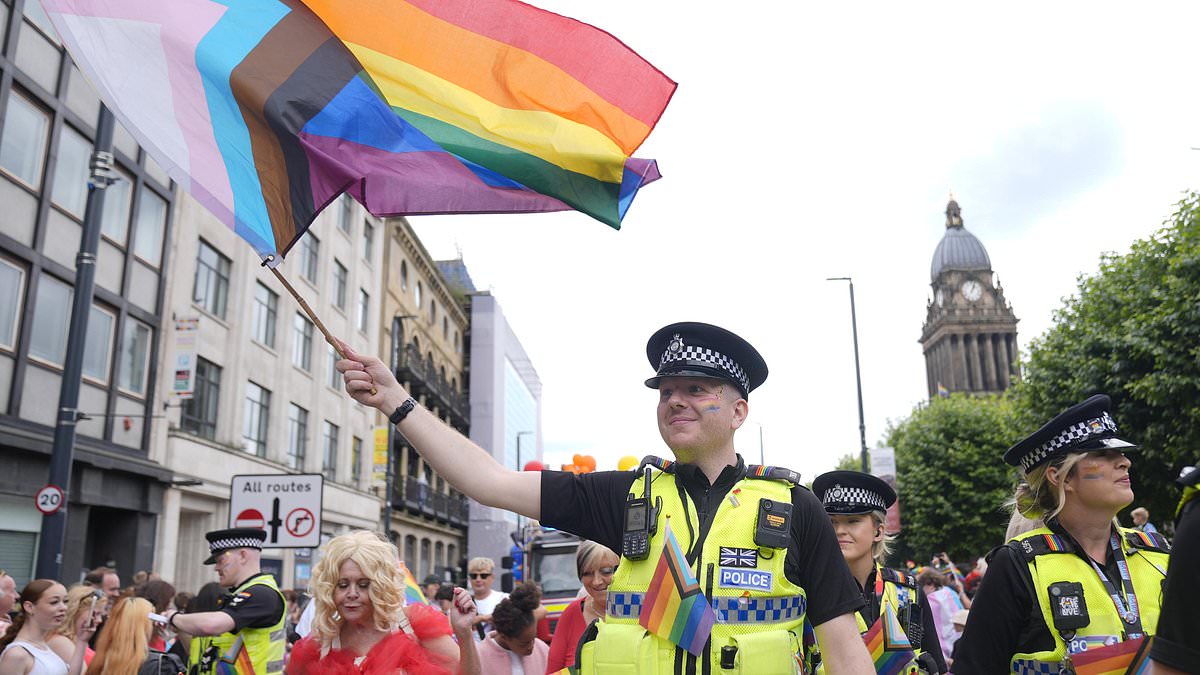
[{"xmin": 229, "ymin": 474, "xmax": 323, "ymax": 548}]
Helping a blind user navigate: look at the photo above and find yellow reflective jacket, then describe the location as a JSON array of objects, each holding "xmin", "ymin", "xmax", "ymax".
[{"xmin": 190, "ymin": 573, "xmax": 286, "ymax": 675}]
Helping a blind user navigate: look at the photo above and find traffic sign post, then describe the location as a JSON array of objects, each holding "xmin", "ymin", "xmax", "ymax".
[{"xmin": 229, "ymin": 474, "xmax": 323, "ymax": 548}]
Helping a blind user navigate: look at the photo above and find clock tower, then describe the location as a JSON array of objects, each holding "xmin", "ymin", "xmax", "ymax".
[{"xmin": 919, "ymin": 197, "xmax": 1019, "ymax": 397}]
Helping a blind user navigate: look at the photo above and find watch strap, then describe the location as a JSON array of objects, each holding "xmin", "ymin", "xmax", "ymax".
[{"xmin": 389, "ymin": 397, "xmax": 417, "ymax": 425}]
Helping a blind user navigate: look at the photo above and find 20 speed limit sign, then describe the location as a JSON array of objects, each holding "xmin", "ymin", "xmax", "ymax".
[{"xmin": 35, "ymin": 484, "xmax": 65, "ymax": 515}]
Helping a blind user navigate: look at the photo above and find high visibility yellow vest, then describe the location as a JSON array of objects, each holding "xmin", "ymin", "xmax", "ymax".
[
  {"xmin": 1007, "ymin": 526, "xmax": 1169, "ymax": 675},
  {"xmin": 190, "ymin": 573, "xmax": 286, "ymax": 675},
  {"xmin": 578, "ymin": 464, "xmax": 809, "ymax": 675},
  {"xmin": 813, "ymin": 565, "xmax": 924, "ymax": 675}
]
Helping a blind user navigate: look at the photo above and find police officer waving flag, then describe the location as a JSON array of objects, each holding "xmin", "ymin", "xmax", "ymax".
[{"xmin": 334, "ymin": 323, "xmax": 876, "ymax": 674}]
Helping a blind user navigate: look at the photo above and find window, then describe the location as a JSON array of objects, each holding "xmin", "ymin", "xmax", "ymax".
[
  {"xmin": 429, "ymin": 299, "xmax": 436, "ymax": 325},
  {"xmin": 415, "ymin": 282, "xmax": 422, "ymax": 309},
  {"xmin": 243, "ymin": 381, "xmax": 270, "ymax": 456},
  {"xmin": 117, "ymin": 318, "xmax": 152, "ymax": 395},
  {"xmin": 356, "ymin": 289, "xmax": 369, "ymax": 333},
  {"xmin": 453, "ymin": 330, "xmax": 460, "ymax": 354},
  {"xmin": 292, "ymin": 313, "xmax": 313, "ymax": 371},
  {"xmin": 99, "ymin": 168, "xmax": 133, "ymax": 244},
  {"xmin": 322, "ymin": 421, "xmax": 339, "ymax": 481},
  {"xmin": 0, "ymin": 92, "xmax": 50, "ymax": 188},
  {"xmin": 50, "ymin": 125, "xmax": 90, "ymax": 218},
  {"xmin": 351, "ymin": 436, "xmax": 362, "ymax": 483},
  {"xmin": 336, "ymin": 194, "xmax": 353, "ymax": 233},
  {"xmin": 193, "ymin": 240, "xmax": 230, "ymax": 319},
  {"xmin": 181, "ymin": 357, "xmax": 221, "ymax": 440},
  {"xmin": 299, "ymin": 234, "xmax": 319, "ymax": 283},
  {"xmin": 442, "ymin": 317, "xmax": 448, "ymax": 340},
  {"xmin": 332, "ymin": 260, "xmax": 347, "ymax": 309},
  {"xmin": 81, "ymin": 306, "xmax": 114, "ymax": 383},
  {"xmin": 362, "ymin": 221, "xmax": 374, "ymax": 261},
  {"xmin": 0, "ymin": 259, "xmax": 25, "ymax": 350},
  {"xmin": 400, "ymin": 260, "xmax": 408, "ymax": 290},
  {"xmin": 132, "ymin": 188, "xmax": 167, "ymax": 266},
  {"xmin": 287, "ymin": 403, "xmax": 308, "ymax": 470},
  {"xmin": 251, "ymin": 282, "xmax": 277, "ymax": 347},
  {"xmin": 327, "ymin": 343, "xmax": 340, "ymax": 389}
]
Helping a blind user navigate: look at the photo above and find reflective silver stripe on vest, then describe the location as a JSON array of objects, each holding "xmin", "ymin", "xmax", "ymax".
[
  {"xmin": 1011, "ymin": 658, "xmax": 1062, "ymax": 675},
  {"xmin": 269, "ymin": 629, "xmax": 285, "ymax": 642},
  {"xmin": 608, "ymin": 592, "xmax": 806, "ymax": 624},
  {"xmin": 266, "ymin": 659, "xmax": 285, "ymax": 674}
]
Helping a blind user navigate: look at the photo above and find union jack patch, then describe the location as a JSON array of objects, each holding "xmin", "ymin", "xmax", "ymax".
[{"xmin": 719, "ymin": 546, "xmax": 758, "ymax": 568}]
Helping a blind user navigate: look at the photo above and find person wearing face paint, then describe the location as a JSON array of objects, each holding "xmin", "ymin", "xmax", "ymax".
[
  {"xmin": 0, "ymin": 580, "xmax": 96, "ymax": 675},
  {"xmin": 953, "ymin": 394, "xmax": 1171, "ymax": 675},
  {"xmin": 286, "ymin": 530, "xmax": 479, "ymax": 675},
  {"xmin": 166, "ymin": 528, "xmax": 286, "ymax": 675},
  {"xmin": 810, "ymin": 471, "xmax": 946, "ymax": 674},
  {"xmin": 334, "ymin": 321, "xmax": 872, "ymax": 675}
]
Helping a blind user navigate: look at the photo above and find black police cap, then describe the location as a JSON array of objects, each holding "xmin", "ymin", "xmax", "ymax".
[
  {"xmin": 203, "ymin": 527, "xmax": 267, "ymax": 565},
  {"xmin": 1003, "ymin": 394, "xmax": 1137, "ymax": 473},
  {"xmin": 644, "ymin": 322, "xmax": 767, "ymax": 399},
  {"xmin": 812, "ymin": 470, "xmax": 897, "ymax": 515}
]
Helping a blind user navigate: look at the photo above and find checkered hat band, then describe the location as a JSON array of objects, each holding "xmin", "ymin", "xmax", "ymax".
[
  {"xmin": 1021, "ymin": 413, "xmax": 1119, "ymax": 471},
  {"xmin": 659, "ymin": 345, "xmax": 750, "ymax": 393},
  {"xmin": 607, "ymin": 592, "xmax": 806, "ymax": 624},
  {"xmin": 822, "ymin": 486, "xmax": 887, "ymax": 511},
  {"xmin": 209, "ymin": 536, "xmax": 263, "ymax": 552}
]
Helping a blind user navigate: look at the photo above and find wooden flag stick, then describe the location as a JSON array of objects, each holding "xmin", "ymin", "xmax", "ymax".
[{"xmin": 269, "ymin": 263, "xmax": 377, "ymax": 395}]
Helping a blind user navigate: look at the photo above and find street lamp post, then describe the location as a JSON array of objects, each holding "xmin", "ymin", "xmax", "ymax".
[{"xmin": 827, "ymin": 277, "xmax": 869, "ymax": 473}]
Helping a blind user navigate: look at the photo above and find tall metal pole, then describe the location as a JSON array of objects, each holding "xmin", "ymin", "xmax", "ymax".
[
  {"xmin": 827, "ymin": 277, "xmax": 869, "ymax": 473},
  {"xmin": 757, "ymin": 424, "xmax": 765, "ymax": 465},
  {"xmin": 35, "ymin": 107, "xmax": 117, "ymax": 579}
]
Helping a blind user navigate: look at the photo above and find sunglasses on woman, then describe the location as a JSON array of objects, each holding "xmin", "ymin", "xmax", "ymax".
[{"xmin": 469, "ymin": 573, "xmax": 492, "ymax": 579}]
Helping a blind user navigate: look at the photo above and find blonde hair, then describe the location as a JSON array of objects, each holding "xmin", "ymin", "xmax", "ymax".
[
  {"xmin": 309, "ymin": 531, "xmax": 404, "ymax": 649},
  {"xmin": 87, "ymin": 597, "xmax": 152, "ymax": 675},
  {"xmin": 869, "ymin": 511, "xmax": 895, "ymax": 564},
  {"xmin": 1008, "ymin": 452, "xmax": 1088, "ymax": 523},
  {"xmin": 575, "ymin": 541, "xmax": 618, "ymax": 579},
  {"xmin": 55, "ymin": 585, "xmax": 104, "ymax": 640},
  {"xmin": 467, "ymin": 557, "xmax": 494, "ymax": 574}
]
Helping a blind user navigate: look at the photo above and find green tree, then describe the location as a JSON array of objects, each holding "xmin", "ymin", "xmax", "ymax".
[
  {"xmin": 835, "ymin": 452, "xmax": 865, "ymax": 472},
  {"xmin": 885, "ymin": 395, "xmax": 1019, "ymax": 563},
  {"xmin": 1014, "ymin": 193, "xmax": 1200, "ymax": 523}
]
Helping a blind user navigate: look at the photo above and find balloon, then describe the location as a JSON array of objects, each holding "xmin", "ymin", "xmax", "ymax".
[
  {"xmin": 578, "ymin": 455, "xmax": 596, "ymax": 472},
  {"xmin": 572, "ymin": 453, "xmax": 585, "ymax": 467},
  {"xmin": 523, "ymin": 460, "xmax": 545, "ymax": 472},
  {"xmin": 561, "ymin": 463, "xmax": 580, "ymax": 474},
  {"xmin": 617, "ymin": 455, "xmax": 639, "ymax": 471}
]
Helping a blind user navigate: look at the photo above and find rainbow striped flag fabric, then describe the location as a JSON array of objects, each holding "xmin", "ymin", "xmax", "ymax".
[
  {"xmin": 1070, "ymin": 636, "xmax": 1146, "ymax": 675},
  {"xmin": 638, "ymin": 521, "xmax": 715, "ymax": 657},
  {"xmin": 398, "ymin": 562, "xmax": 429, "ymax": 606},
  {"xmin": 43, "ymin": 0, "xmax": 675, "ymax": 262},
  {"xmin": 862, "ymin": 604, "xmax": 917, "ymax": 675},
  {"xmin": 216, "ymin": 634, "xmax": 254, "ymax": 675}
]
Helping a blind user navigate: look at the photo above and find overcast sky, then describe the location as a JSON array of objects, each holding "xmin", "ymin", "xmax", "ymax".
[{"xmin": 410, "ymin": 1, "xmax": 1200, "ymax": 481}]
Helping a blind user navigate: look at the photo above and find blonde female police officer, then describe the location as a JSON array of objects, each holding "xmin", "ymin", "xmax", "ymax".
[
  {"xmin": 952, "ymin": 395, "xmax": 1170, "ymax": 675},
  {"xmin": 812, "ymin": 471, "xmax": 945, "ymax": 674},
  {"xmin": 334, "ymin": 322, "xmax": 875, "ymax": 675}
]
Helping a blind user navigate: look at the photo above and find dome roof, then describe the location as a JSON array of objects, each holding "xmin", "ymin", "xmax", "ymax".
[{"xmin": 930, "ymin": 199, "xmax": 991, "ymax": 281}]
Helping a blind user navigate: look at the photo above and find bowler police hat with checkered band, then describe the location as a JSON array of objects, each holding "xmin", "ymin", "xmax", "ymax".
[
  {"xmin": 1003, "ymin": 394, "xmax": 1137, "ymax": 473},
  {"xmin": 203, "ymin": 527, "xmax": 267, "ymax": 565},
  {"xmin": 812, "ymin": 470, "xmax": 896, "ymax": 515},
  {"xmin": 644, "ymin": 322, "xmax": 768, "ymax": 399}
]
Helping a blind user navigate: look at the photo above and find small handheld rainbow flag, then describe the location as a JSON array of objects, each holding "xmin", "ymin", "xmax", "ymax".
[
  {"xmin": 1070, "ymin": 636, "xmax": 1146, "ymax": 675},
  {"xmin": 862, "ymin": 604, "xmax": 917, "ymax": 675},
  {"xmin": 398, "ymin": 561, "xmax": 430, "ymax": 606},
  {"xmin": 216, "ymin": 634, "xmax": 255, "ymax": 675},
  {"xmin": 638, "ymin": 521, "xmax": 715, "ymax": 657}
]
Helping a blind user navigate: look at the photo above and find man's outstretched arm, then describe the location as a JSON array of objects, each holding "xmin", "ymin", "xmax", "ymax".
[{"xmin": 336, "ymin": 340, "xmax": 541, "ymax": 520}]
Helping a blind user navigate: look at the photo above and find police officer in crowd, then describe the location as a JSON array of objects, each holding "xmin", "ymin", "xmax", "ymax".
[
  {"xmin": 166, "ymin": 528, "xmax": 286, "ymax": 675},
  {"xmin": 953, "ymin": 395, "xmax": 1171, "ymax": 674},
  {"xmin": 1148, "ymin": 464, "xmax": 1199, "ymax": 674},
  {"xmin": 335, "ymin": 322, "xmax": 875, "ymax": 673},
  {"xmin": 812, "ymin": 471, "xmax": 946, "ymax": 673}
]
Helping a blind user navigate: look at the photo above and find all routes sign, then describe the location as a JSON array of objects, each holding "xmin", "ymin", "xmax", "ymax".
[{"xmin": 229, "ymin": 474, "xmax": 323, "ymax": 548}]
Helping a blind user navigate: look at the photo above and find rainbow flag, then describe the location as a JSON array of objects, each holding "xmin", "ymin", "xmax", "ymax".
[
  {"xmin": 398, "ymin": 562, "xmax": 429, "ymax": 606},
  {"xmin": 1070, "ymin": 637, "xmax": 1144, "ymax": 675},
  {"xmin": 638, "ymin": 521, "xmax": 715, "ymax": 657},
  {"xmin": 862, "ymin": 604, "xmax": 917, "ymax": 675},
  {"xmin": 215, "ymin": 634, "xmax": 255, "ymax": 675},
  {"xmin": 43, "ymin": 0, "xmax": 674, "ymax": 263}
]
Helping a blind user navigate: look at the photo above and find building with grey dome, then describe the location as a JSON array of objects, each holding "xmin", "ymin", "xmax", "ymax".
[{"xmin": 919, "ymin": 197, "xmax": 1019, "ymax": 397}]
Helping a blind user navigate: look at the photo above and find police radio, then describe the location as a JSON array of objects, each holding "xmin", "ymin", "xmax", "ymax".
[{"xmin": 623, "ymin": 466, "xmax": 660, "ymax": 560}]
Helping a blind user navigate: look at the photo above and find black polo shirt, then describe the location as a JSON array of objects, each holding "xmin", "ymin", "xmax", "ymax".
[
  {"xmin": 539, "ymin": 455, "xmax": 863, "ymax": 626},
  {"xmin": 1149, "ymin": 494, "xmax": 1199, "ymax": 671},
  {"xmin": 218, "ymin": 573, "xmax": 285, "ymax": 632}
]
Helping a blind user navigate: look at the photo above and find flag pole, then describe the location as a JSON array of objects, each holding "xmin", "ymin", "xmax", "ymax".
[{"xmin": 267, "ymin": 261, "xmax": 376, "ymax": 394}]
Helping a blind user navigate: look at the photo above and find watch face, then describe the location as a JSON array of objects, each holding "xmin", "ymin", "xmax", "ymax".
[
  {"xmin": 962, "ymin": 280, "xmax": 982, "ymax": 302},
  {"xmin": 935, "ymin": 289, "xmax": 944, "ymax": 307}
]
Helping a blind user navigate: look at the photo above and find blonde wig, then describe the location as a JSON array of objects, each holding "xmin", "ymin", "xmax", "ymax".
[
  {"xmin": 87, "ymin": 597, "xmax": 152, "ymax": 675},
  {"xmin": 308, "ymin": 530, "xmax": 404, "ymax": 649},
  {"xmin": 55, "ymin": 585, "xmax": 104, "ymax": 640}
]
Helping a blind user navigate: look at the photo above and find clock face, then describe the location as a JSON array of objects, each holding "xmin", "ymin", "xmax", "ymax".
[
  {"xmin": 962, "ymin": 279, "xmax": 983, "ymax": 302},
  {"xmin": 935, "ymin": 289, "xmax": 944, "ymax": 307}
]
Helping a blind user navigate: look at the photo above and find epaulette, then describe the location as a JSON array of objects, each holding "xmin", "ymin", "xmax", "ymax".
[
  {"xmin": 746, "ymin": 464, "xmax": 801, "ymax": 485},
  {"xmin": 1008, "ymin": 532, "xmax": 1074, "ymax": 562},
  {"xmin": 1124, "ymin": 530, "xmax": 1171, "ymax": 554},
  {"xmin": 879, "ymin": 567, "xmax": 917, "ymax": 589},
  {"xmin": 639, "ymin": 456, "xmax": 676, "ymax": 473}
]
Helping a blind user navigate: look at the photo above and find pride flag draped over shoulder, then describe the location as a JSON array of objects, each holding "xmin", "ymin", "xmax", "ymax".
[
  {"xmin": 638, "ymin": 520, "xmax": 715, "ymax": 657},
  {"xmin": 43, "ymin": 0, "xmax": 675, "ymax": 262},
  {"xmin": 398, "ymin": 562, "xmax": 429, "ymax": 606}
]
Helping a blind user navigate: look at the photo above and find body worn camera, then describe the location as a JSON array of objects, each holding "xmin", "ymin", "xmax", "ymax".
[
  {"xmin": 1047, "ymin": 581, "xmax": 1089, "ymax": 635},
  {"xmin": 754, "ymin": 499, "xmax": 792, "ymax": 549}
]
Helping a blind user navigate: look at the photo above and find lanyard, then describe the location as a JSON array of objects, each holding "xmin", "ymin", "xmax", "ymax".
[{"xmin": 1084, "ymin": 531, "xmax": 1144, "ymax": 638}]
